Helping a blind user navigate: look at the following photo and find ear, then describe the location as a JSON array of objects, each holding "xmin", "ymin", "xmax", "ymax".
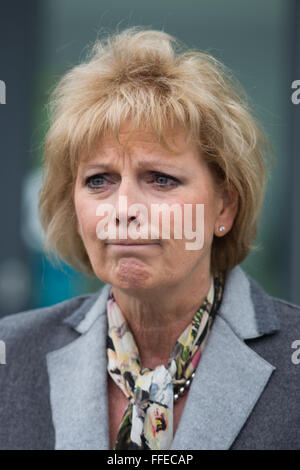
[{"xmin": 214, "ymin": 185, "xmax": 238, "ymax": 237}]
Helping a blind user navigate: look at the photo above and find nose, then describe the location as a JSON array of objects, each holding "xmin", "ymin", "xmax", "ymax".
[{"xmin": 114, "ymin": 177, "xmax": 141, "ymax": 228}]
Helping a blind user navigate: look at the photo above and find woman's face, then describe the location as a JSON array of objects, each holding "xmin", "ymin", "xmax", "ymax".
[{"xmin": 74, "ymin": 126, "xmax": 237, "ymax": 293}]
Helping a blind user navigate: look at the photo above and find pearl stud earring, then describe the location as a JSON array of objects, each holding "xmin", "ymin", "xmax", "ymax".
[{"xmin": 218, "ymin": 225, "xmax": 225, "ymax": 232}]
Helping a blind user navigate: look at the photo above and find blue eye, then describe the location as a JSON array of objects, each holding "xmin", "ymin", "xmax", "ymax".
[
  {"xmin": 152, "ymin": 172, "xmax": 180, "ymax": 187},
  {"xmin": 156, "ymin": 175, "xmax": 169, "ymax": 185},
  {"xmin": 85, "ymin": 174, "xmax": 106, "ymax": 189},
  {"xmin": 84, "ymin": 171, "xmax": 180, "ymax": 191}
]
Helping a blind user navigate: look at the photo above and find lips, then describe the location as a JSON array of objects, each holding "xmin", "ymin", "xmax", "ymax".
[{"xmin": 105, "ymin": 240, "xmax": 160, "ymax": 245}]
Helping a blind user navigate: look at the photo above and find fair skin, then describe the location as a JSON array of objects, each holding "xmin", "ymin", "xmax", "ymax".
[{"xmin": 74, "ymin": 125, "xmax": 238, "ymax": 446}]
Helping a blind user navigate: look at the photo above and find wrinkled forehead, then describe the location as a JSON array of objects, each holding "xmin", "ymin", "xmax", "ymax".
[{"xmin": 79, "ymin": 122, "xmax": 198, "ymax": 166}]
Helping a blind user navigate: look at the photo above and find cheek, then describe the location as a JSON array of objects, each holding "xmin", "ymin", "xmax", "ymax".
[
  {"xmin": 193, "ymin": 186, "xmax": 220, "ymax": 228},
  {"xmin": 75, "ymin": 196, "xmax": 99, "ymax": 242},
  {"xmin": 181, "ymin": 192, "xmax": 216, "ymax": 237}
]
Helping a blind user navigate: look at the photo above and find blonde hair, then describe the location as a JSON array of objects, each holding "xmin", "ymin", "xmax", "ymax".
[{"xmin": 38, "ymin": 27, "xmax": 271, "ymax": 277}]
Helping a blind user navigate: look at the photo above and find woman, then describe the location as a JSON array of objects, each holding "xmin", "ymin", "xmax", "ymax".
[{"xmin": 0, "ymin": 27, "xmax": 299, "ymax": 450}]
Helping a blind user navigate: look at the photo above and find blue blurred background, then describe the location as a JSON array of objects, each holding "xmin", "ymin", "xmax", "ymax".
[{"xmin": 0, "ymin": 0, "xmax": 299, "ymax": 317}]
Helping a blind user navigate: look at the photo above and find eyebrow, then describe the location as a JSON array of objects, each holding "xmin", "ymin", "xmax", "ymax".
[
  {"xmin": 82, "ymin": 163, "xmax": 116, "ymax": 171},
  {"xmin": 81, "ymin": 159, "xmax": 184, "ymax": 174}
]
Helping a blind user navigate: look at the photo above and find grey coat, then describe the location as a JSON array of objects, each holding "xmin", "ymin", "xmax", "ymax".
[{"xmin": 0, "ymin": 266, "xmax": 299, "ymax": 450}]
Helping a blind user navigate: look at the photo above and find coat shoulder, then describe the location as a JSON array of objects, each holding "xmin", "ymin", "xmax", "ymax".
[
  {"xmin": 0, "ymin": 293, "xmax": 93, "ymax": 342},
  {"xmin": 247, "ymin": 272, "xmax": 300, "ymax": 335},
  {"xmin": 272, "ymin": 296, "xmax": 300, "ymax": 316},
  {"xmin": 232, "ymin": 273, "xmax": 300, "ymax": 449},
  {"xmin": 0, "ymin": 292, "xmax": 100, "ymax": 450},
  {"xmin": 271, "ymin": 296, "xmax": 300, "ymax": 334}
]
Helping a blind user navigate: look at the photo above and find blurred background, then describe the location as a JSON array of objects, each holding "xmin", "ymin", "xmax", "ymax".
[{"xmin": 0, "ymin": 0, "xmax": 299, "ymax": 318}]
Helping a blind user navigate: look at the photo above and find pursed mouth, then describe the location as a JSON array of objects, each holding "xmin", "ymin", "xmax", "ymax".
[{"xmin": 105, "ymin": 240, "xmax": 160, "ymax": 245}]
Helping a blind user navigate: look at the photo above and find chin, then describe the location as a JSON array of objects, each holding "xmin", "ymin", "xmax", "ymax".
[
  {"xmin": 114, "ymin": 257, "xmax": 151, "ymax": 282},
  {"xmin": 94, "ymin": 256, "xmax": 160, "ymax": 291}
]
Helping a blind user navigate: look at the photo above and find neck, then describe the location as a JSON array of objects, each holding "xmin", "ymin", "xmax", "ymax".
[{"xmin": 111, "ymin": 265, "xmax": 212, "ymax": 369}]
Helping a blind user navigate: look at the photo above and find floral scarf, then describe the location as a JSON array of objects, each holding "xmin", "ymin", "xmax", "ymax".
[{"xmin": 106, "ymin": 272, "xmax": 225, "ymax": 450}]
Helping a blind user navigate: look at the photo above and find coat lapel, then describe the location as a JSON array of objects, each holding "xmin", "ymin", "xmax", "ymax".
[
  {"xmin": 171, "ymin": 313, "xmax": 275, "ymax": 449},
  {"xmin": 46, "ymin": 284, "xmax": 111, "ymax": 450},
  {"xmin": 46, "ymin": 267, "xmax": 279, "ymax": 450},
  {"xmin": 171, "ymin": 266, "xmax": 279, "ymax": 450}
]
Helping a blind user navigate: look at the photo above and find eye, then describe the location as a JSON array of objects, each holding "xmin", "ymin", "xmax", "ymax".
[
  {"xmin": 149, "ymin": 172, "xmax": 180, "ymax": 188},
  {"xmin": 84, "ymin": 173, "xmax": 112, "ymax": 190}
]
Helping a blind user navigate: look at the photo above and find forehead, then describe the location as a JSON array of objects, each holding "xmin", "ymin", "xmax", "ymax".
[{"xmin": 79, "ymin": 126, "xmax": 200, "ymax": 169}]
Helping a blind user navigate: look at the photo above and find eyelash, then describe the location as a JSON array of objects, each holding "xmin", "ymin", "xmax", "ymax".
[
  {"xmin": 84, "ymin": 172, "xmax": 181, "ymax": 190},
  {"xmin": 85, "ymin": 173, "xmax": 111, "ymax": 189}
]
